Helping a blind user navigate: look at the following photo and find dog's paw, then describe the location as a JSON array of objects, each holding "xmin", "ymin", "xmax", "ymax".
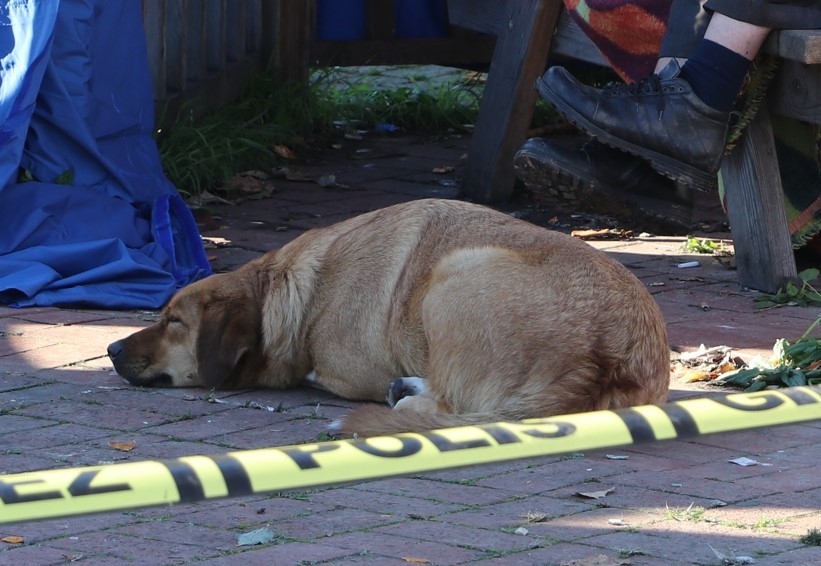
[{"xmin": 387, "ymin": 376, "xmax": 428, "ymax": 407}]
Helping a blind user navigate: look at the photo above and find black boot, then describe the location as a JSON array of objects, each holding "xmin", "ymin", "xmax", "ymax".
[
  {"xmin": 514, "ymin": 137, "xmax": 693, "ymax": 235},
  {"xmin": 536, "ymin": 61, "xmax": 730, "ymax": 192}
]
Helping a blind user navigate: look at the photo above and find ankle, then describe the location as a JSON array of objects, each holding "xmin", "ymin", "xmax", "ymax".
[{"xmin": 680, "ymin": 39, "xmax": 751, "ymax": 112}]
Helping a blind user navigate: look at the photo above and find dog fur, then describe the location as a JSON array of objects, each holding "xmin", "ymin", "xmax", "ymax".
[{"xmin": 108, "ymin": 199, "xmax": 670, "ymax": 437}]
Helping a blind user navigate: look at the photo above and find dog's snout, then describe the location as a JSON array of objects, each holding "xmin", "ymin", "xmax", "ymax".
[{"xmin": 107, "ymin": 339, "xmax": 125, "ymax": 361}]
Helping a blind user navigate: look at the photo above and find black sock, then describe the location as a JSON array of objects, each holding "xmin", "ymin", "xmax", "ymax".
[{"xmin": 679, "ymin": 39, "xmax": 751, "ymax": 112}]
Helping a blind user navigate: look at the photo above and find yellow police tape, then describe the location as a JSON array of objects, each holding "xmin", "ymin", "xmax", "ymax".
[{"xmin": 2, "ymin": 386, "xmax": 820, "ymax": 524}]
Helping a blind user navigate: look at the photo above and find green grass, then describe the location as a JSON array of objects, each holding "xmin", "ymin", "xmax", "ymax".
[
  {"xmin": 157, "ymin": 66, "xmax": 563, "ymax": 200},
  {"xmin": 800, "ymin": 527, "xmax": 821, "ymax": 546}
]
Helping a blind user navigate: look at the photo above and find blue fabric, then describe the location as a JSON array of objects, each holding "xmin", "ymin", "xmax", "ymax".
[{"xmin": 0, "ymin": 0, "xmax": 211, "ymax": 308}]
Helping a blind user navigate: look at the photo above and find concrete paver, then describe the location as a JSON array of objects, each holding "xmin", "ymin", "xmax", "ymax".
[{"xmin": 1, "ymin": 133, "xmax": 819, "ymax": 565}]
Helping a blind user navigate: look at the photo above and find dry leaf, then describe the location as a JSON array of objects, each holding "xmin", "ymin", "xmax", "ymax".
[
  {"xmin": 576, "ymin": 487, "xmax": 614, "ymax": 499},
  {"xmin": 682, "ymin": 370, "xmax": 712, "ymax": 383},
  {"xmin": 402, "ymin": 558, "xmax": 431, "ymax": 564},
  {"xmin": 432, "ymin": 166, "xmax": 454, "ymax": 174},
  {"xmin": 274, "ymin": 145, "xmax": 298, "ymax": 160},
  {"xmin": 109, "ymin": 440, "xmax": 136, "ymax": 452},
  {"xmin": 2, "ymin": 536, "xmax": 24, "ymax": 544},
  {"xmin": 571, "ymin": 228, "xmax": 633, "ymax": 241}
]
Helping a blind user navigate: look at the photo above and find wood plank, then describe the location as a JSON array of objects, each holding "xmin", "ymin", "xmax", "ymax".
[
  {"xmin": 142, "ymin": 0, "xmax": 167, "ymax": 100},
  {"xmin": 771, "ymin": 60, "xmax": 821, "ymax": 123},
  {"xmin": 447, "ymin": 0, "xmax": 504, "ymax": 35},
  {"xmin": 205, "ymin": 0, "xmax": 227, "ymax": 73},
  {"xmin": 720, "ymin": 104, "xmax": 797, "ymax": 293},
  {"xmin": 777, "ymin": 30, "xmax": 821, "ymax": 64},
  {"xmin": 275, "ymin": 0, "xmax": 314, "ymax": 82},
  {"xmin": 185, "ymin": 0, "xmax": 208, "ymax": 83},
  {"xmin": 312, "ymin": 37, "xmax": 496, "ymax": 67},
  {"xmin": 164, "ymin": 0, "xmax": 187, "ymax": 94},
  {"xmin": 367, "ymin": 0, "xmax": 395, "ymax": 40},
  {"xmin": 551, "ymin": 10, "xmax": 607, "ymax": 66},
  {"xmin": 460, "ymin": 0, "xmax": 562, "ymax": 202}
]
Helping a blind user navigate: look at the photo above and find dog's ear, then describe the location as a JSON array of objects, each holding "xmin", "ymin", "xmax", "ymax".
[{"xmin": 196, "ymin": 301, "xmax": 259, "ymax": 388}]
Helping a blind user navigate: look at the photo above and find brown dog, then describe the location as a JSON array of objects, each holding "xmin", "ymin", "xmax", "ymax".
[{"xmin": 108, "ymin": 199, "xmax": 669, "ymax": 437}]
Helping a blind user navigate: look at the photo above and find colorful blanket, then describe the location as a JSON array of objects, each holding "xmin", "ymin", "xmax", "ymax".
[{"xmin": 563, "ymin": 0, "xmax": 821, "ymax": 248}]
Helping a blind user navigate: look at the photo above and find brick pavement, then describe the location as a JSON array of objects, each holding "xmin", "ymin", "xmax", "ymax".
[{"xmin": 1, "ymin": 134, "xmax": 819, "ymax": 565}]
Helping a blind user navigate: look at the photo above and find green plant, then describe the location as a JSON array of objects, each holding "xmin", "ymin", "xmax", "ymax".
[
  {"xmin": 664, "ymin": 503, "xmax": 706, "ymax": 522},
  {"xmin": 617, "ymin": 548, "xmax": 646, "ymax": 559},
  {"xmin": 754, "ymin": 268, "xmax": 821, "ymax": 309},
  {"xmin": 684, "ymin": 236, "xmax": 729, "ymax": 255},
  {"xmin": 718, "ymin": 315, "xmax": 821, "ymax": 391},
  {"xmin": 800, "ymin": 527, "xmax": 821, "ymax": 546}
]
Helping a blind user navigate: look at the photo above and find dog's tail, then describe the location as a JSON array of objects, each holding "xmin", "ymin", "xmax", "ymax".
[{"xmin": 339, "ymin": 404, "xmax": 527, "ymax": 438}]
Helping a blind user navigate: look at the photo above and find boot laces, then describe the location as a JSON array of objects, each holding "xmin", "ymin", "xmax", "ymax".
[{"xmin": 603, "ymin": 74, "xmax": 665, "ymax": 118}]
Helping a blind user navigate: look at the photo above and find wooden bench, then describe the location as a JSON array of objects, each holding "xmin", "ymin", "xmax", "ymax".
[
  {"xmin": 274, "ymin": 0, "xmax": 817, "ymax": 293},
  {"xmin": 450, "ymin": 1, "xmax": 820, "ymax": 293}
]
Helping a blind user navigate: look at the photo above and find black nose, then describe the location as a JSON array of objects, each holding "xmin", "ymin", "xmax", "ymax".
[{"xmin": 107, "ymin": 340, "xmax": 124, "ymax": 361}]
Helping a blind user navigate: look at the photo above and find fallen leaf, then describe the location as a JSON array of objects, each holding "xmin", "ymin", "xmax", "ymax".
[
  {"xmin": 571, "ymin": 228, "xmax": 633, "ymax": 241},
  {"xmin": 108, "ymin": 440, "xmax": 136, "ymax": 452},
  {"xmin": 2, "ymin": 536, "xmax": 24, "ymax": 544},
  {"xmin": 236, "ymin": 527, "xmax": 277, "ymax": 546},
  {"xmin": 576, "ymin": 487, "xmax": 614, "ymax": 499},
  {"xmin": 682, "ymin": 369, "xmax": 712, "ymax": 383},
  {"xmin": 432, "ymin": 166, "xmax": 454, "ymax": 174},
  {"xmin": 401, "ymin": 558, "xmax": 431, "ymax": 564},
  {"xmin": 274, "ymin": 144, "xmax": 298, "ymax": 160}
]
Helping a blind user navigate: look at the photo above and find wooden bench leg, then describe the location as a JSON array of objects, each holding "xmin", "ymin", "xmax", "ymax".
[
  {"xmin": 720, "ymin": 104, "xmax": 798, "ymax": 293},
  {"xmin": 459, "ymin": 0, "xmax": 560, "ymax": 203}
]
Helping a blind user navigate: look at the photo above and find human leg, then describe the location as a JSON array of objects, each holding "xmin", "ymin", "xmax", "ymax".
[{"xmin": 534, "ymin": 11, "xmax": 773, "ymax": 190}]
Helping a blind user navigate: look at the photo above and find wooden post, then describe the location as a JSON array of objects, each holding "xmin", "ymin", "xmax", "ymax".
[
  {"xmin": 458, "ymin": 0, "xmax": 560, "ymax": 202},
  {"xmin": 274, "ymin": 0, "xmax": 315, "ymax": 82},
  {"xmin": 720, "ymin": 104, "xmax": 798, "ymax": 292}
]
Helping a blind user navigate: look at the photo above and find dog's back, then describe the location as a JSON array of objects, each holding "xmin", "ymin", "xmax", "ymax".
[{"xmin": 315, "ymin": 199, "xmax": 670, "ymax": 436}]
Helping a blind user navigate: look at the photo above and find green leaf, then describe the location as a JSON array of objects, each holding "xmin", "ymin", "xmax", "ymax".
[
  {"xmin": 745, "ymin": 380, "xmax": 769, "ymax": 392},
  {"xmin": 781, "ymin": 371, "xmax": 808, "ymax": 387},
  {"xmin": 799, "ymin": 268, "xmax": 820, "ymax": 282}
]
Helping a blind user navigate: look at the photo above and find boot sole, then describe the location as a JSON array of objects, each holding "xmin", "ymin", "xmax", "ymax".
[
  {"xmin": 536, "ymin": 77, "xmax": 718, "ymax": 192},
  {"xmin": 514, "ymin": 146, "xmax": 693, "ymax": 235}
]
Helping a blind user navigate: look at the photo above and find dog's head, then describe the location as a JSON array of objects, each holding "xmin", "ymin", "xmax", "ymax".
[{"xmin": 108, "ymin": 271, "xmax": 262, "ymax": 389}]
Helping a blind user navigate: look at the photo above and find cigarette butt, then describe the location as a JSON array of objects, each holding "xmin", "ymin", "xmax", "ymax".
[{"xmin": 677, "ymin": 261, "xmax": 701, "ymax": 269}]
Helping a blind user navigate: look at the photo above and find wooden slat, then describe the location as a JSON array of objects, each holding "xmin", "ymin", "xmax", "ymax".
[
  {"xmin": 164, "ymin": 0, "xmax": 187, "ymax": 94},
  {"xmin": 774, "ymin": 29, "xmax": 821, "ymax": 64},
  {"xmin": 224, "ymin": 0, "xmax": 246, "ymax": 63},
  {"xmin": 551, "ymin": 11, "xmax": 607, "ymax": 66},
  {"xmin": 312, "ymin": 37, "xmax": 496, "ymax": 68},
  {"xmin": 447, "ymin": 0, "xmax": 504, "ymax": 35},
  {"xmin": 206, "ymin": 0, "xmax": 227, "ymax": 72},
  {"xmin": 460, "ymin": 0, "xmax": 562, "ymax": 202},
  {"xmin": 275, "ymin": 0, "xmax": 314, "ymax": 82},
  {"xmin": 142, "ymin": 0, "xmax": 167, "ymax": 100},
  {"xmin": 720, "ymin": 104, "xmax": 798, "ymax": 293},
  {"xmin": 185, "ymin": 0, "xmax": 208, "ymax": 83},
  {"xmin": 367, "ymin": 0, "xmax": 395, "ymax": 40},
  {"xmin": 771, "ymin": 61, "xmax": 821, "ymax": 123}
]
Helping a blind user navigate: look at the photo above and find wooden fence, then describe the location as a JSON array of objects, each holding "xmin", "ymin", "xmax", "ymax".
[{"xmin": 141, "ymin": 0, "xmax": 277, "ymax": 125}]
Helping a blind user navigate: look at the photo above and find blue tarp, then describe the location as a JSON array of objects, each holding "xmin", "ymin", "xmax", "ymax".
[{"xmin": 0, "ymin": 0, "xmax": 211, "ymax": 308}]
